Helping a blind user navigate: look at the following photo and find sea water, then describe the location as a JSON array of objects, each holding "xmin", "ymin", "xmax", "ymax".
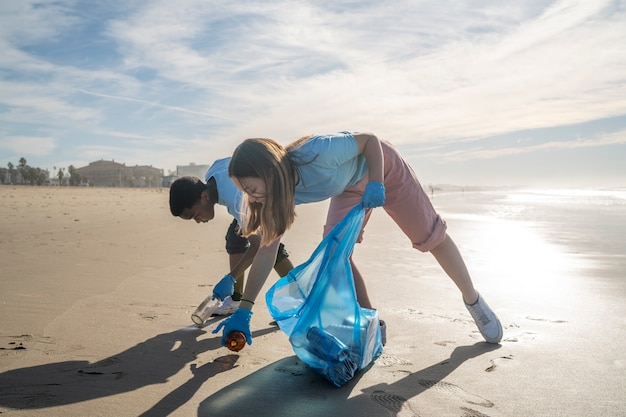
[
  {"xmin": 434, "ymin": 187, "xmax": 624, "ymax": 250},
  {"xmin": 431, "ymin": 188, "xmax": 626, "ymax": 282}
]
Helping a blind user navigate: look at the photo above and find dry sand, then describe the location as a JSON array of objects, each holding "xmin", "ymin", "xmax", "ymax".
[{"xmin": 1, "ymin": 185, "xmax": 624, "ymax": 416}]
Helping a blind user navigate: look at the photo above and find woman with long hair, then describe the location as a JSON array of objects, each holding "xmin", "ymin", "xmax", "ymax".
[{"xmin": 213, "ymin": 131, "xmax": 502, "ymax": 347}]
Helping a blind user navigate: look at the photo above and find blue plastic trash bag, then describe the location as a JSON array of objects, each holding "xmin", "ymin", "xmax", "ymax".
[{"xmin": 266, "ymin": 204, "xmax": 383, "ymax": 387}]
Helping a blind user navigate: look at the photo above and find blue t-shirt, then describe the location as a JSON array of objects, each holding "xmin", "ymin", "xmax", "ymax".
[
  {"xmin": 290, "ymin": 132, "xmax": 369, "ymax": 204},
  {"xmin": 205, "ymin": 157, "xmax": 243, "ymax": 223}
]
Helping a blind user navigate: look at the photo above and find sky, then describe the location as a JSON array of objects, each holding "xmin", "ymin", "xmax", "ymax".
[{"xmin": 0, "ymin": 0, "xmax": 625, "ymax": 188}]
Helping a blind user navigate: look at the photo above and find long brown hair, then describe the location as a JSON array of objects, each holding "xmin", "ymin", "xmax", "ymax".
[{"xmin": 229, "ymin": 138, "xmax": 297, "ymax": 245}]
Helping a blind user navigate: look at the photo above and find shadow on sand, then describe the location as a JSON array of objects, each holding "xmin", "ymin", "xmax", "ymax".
[
  {"xmin": 0, "ymin": 324, "xmax": 278, "ymax": 415},
  {"xmin": 198, "ymin": 342, "xmax": 501, "ymax": 417}
]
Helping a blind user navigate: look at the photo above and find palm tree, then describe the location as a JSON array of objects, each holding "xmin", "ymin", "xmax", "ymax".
[
  {"xmin": 18, "ymin": 157, "xmax": 27, "ymax": 185},
  {"xmin": 7, "ymin": 162, "xmax": 15, "ymax": 184},
  {"xmin": 57, "ymin": 167, "xmax": 65, "ymax": 186}
]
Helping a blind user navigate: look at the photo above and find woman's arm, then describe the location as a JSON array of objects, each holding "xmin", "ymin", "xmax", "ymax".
[
  {"xmin": 239, "ymin": 236, "xmax": 281, "ymax": 310},
  {"xmin": 353, "ymin": 133, "xmax": 384, "ymax": 183}
]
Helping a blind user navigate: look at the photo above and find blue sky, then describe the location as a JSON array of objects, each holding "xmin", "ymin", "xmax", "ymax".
[{"xmin": 1, "ymin": 0, "xmax": 625, "ymax": 187}]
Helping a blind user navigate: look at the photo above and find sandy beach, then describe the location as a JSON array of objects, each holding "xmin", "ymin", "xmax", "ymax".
[{"xmin": 1, "ymin": 185, "xmax": 625, "ymax": 416}]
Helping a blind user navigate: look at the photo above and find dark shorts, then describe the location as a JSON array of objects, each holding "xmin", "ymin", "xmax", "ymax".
[{"xmin": 225, "ymin": 218, "xmax": 289, "ymax": 265}]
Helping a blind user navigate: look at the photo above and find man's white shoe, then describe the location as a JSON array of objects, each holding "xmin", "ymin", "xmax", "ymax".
[
  {"xmin": 213, "ymin": 296, "xmax": 240, "ymax": 316},
  {"xmin": 465, "ymin": 294, "xmax": 503, "ymax": 344}
]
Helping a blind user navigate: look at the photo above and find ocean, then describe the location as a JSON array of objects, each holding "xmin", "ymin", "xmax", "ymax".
[
  {"xmin": 425, "ymin": 187, "xmax": 626, "ymax": 312},
  {"xmin": 433, "ymin": 187, "xmax": 626, "ymax": 265}
]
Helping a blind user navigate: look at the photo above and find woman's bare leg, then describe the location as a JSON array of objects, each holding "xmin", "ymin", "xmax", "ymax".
[
  {"xmin": 429, "ymin": 233, "xmax": 479, "ymax": 304},
  {"xmin": 351, "ymin": 258, "xmax": 373, "ymax": 309}
]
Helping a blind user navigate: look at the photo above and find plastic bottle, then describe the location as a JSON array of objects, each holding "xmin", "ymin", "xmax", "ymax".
[
  {"xmin": 327, "ymin": 323, "xmax": 361, "ymax": 347},
  {"xmin": 306, "ymin": 326, "xmax": 349, "ymax": 362},
  {"xmin": 225, "ymin": 331, "xmax": 246, "ymax": 352},
  {"xmin": 305, "ymin": 326, "xmax": 359, "ymax": 387},
  {"xmin": 191, "ymin": 295, "xmax": 221, "ymax": 326}
]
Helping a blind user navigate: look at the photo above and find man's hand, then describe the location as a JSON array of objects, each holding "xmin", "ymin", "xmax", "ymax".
[{"xmin": 213, "ymin": 274, "xmax": 236, "ymax": 301}]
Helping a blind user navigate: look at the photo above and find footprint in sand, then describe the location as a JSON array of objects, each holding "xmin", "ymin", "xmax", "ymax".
[
  {"xmin": 77, "ymin": 357, "xmax": 125, "ymax": 379},
  {"xmin": 376, "ymin": 353, "xmax": 413, "ymax": 367},
  {"xmin": 485, "ymin": 355, "xmax": 514, "ymax": 372},
  {"xmin": 526, "ymin": 316, "xmax": 567, "ymax": 324},
  {"xmin": 77, "ymin": 369, "xmax": 125, "ymax": 379},
  {"xmin": 500, "ymin": 322, "xmax": 536, "ymax": 343},
  {"xmin": 1, "ymin": 341, "xmax": 26, "ymax": 351},
  {"xmin": 274, "ymin": 359, "xmax": 308, "ymax": 377},
  {"xmin": 369, "ymin": 390, "xmax": 421, "ymax": 417},
  {"xmin": 0, "ymin": 334, "xmax": 54, "ymax": 352},
  {"xmin": 139, "ymin": 312, "xmax": 158, "ymax": 320},
  {"xmin": 418, "ymin": 380, "xmax": 494, "ymax": 408},
  {"xmin": 503, "ymin": 331, "xmax": 536, "ymax": 343},
  {"xmin": 461, "ymin": 406, "xmax": 492, "ymax": 417}
]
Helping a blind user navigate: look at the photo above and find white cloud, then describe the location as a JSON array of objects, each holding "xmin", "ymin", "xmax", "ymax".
[
  {"xmin": 0, "ymin": 1, "xmax": 80, "ymax": 46},
  {"xmin": 0, "ymin": 82, "xmax": 100, "ymax": 122},
  {"xmin": 436, "ymin": 127, "xmax": 626, "ymax": 161},
  {"xmin": 0, "ymin": 136, "xmax": 57, "ymax": 157}
]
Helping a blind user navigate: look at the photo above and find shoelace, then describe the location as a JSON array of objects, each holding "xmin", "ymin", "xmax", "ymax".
[{"xmin": 470, "ymin": 303, "xmax": 491, "ymax": 325}]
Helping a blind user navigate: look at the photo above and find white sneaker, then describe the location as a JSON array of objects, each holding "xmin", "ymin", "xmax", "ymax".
[
  {"xmin": 465, "ymin": 294, "xmax": 503, "ymax": 344},
  {"xmin": 213, "ymin": 296, "xmax": 240, "ymax": 316}
]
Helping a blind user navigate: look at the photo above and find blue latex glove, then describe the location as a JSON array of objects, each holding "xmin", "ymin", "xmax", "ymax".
[
  {"xmin": 362, "ymin": 181, "xmax": 386, "ymax": 208},
  {"xmin": 212, "ymin": 308, "xmax": 253, "ymax": 346},
  {"xmin": 213, "ymin": 274, "xmax": 236, "ymax": 301}
]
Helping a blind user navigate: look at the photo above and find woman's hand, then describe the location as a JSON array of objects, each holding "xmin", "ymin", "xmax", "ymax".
[
  {"xmin": 212, "ymin": 308, "xmax": 253, "ymax": 345},
  {"xmin": 362, "ymin": 181, "xmax": 386, "ymax": 208}
]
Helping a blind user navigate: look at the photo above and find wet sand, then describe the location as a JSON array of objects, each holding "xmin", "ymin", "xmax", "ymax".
[{"xmin": 1, "ymin": 185, "xmax": 624, "ymax": 416}]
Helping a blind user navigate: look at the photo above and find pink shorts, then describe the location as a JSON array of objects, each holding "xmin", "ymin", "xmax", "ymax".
[{"xmin": 323, "ymin": 141, "xmax": 447, "ymax": 252}]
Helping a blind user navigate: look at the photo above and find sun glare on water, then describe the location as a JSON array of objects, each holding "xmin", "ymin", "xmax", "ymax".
[{"xmin": 440, "ymin": 194, "xmax": 601, "ymax": 308}]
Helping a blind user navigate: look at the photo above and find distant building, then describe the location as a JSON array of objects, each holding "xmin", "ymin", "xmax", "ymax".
[
  {"xmin": 75, "ymin": 160, "xmax": 163, "ymax": 187},
  {"xmin": 162, "ymin": 174, "xmax": 177, "ymax": 187},
  {"xmin": 176, "ymin": 162, "xmax": 211, "ymax": 179}
]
